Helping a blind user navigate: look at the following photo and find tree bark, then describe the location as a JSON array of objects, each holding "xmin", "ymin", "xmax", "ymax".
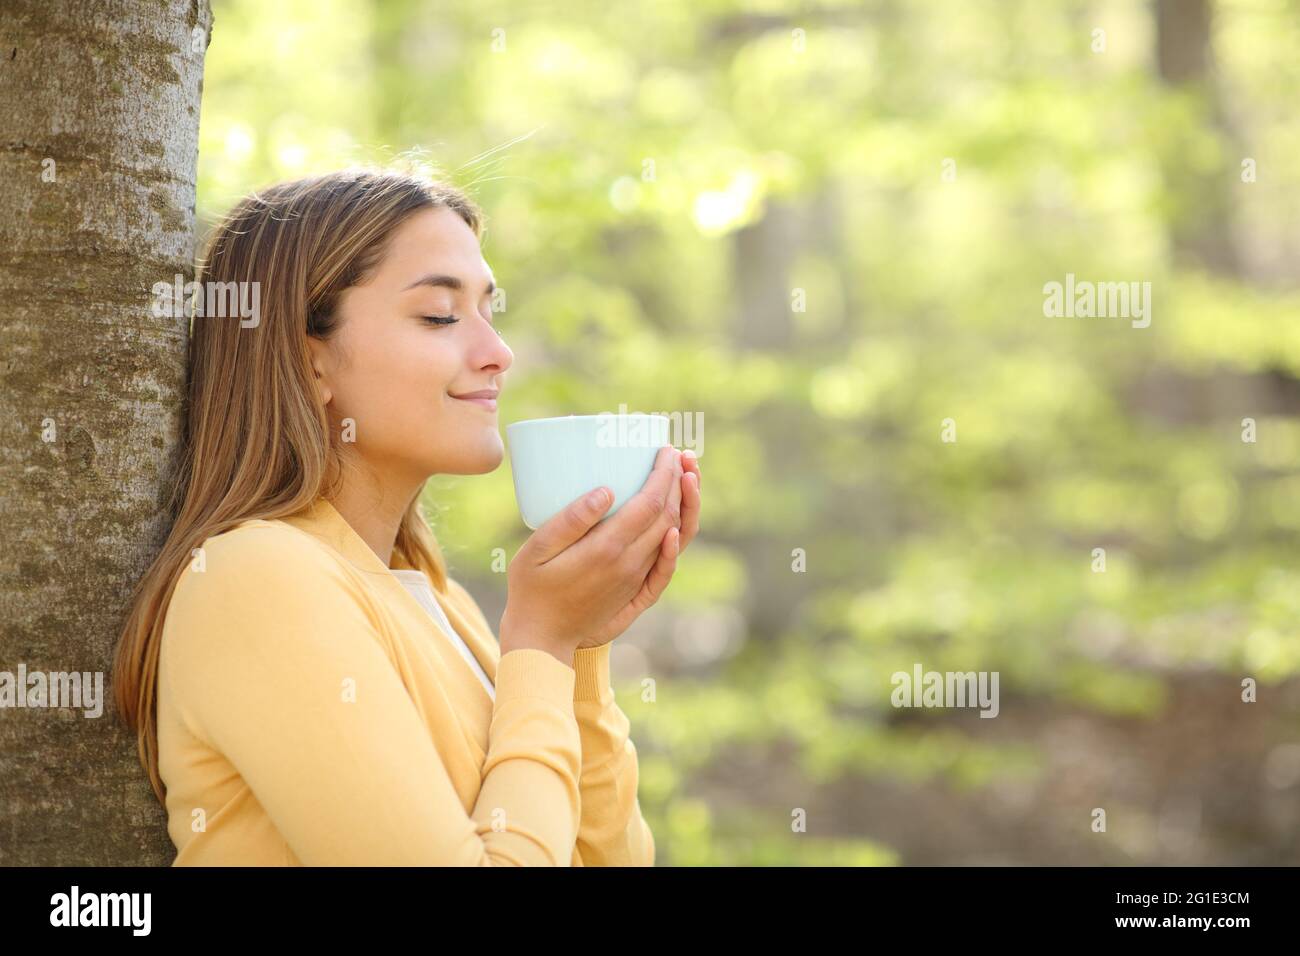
[{"xmin": 0, "ymin": 0, "xmax": 211, "ymax": 865}]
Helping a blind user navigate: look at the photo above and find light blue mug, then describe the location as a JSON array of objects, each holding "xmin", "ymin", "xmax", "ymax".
[{"xmin": 506, "ymin": 413, "xmax": 672, "ymax": 530}]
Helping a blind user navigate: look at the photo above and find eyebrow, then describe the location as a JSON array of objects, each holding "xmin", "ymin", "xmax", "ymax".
[{"xmin": 401, "ymin": 273, "xmax": 496, "ymax": 296}]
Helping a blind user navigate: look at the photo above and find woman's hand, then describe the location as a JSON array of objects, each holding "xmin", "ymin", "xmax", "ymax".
[
  {"xmin": 500, "ymin": 445, "xmax": 685, "ymax": 659},
  {"xmin": 580, "ymin": 446, "xmax": 702, "ymax": 646}
]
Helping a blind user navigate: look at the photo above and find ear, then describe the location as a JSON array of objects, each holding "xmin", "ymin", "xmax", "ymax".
[{"xmin": 305, "ymin": 335, "xmax": 334, "ymax": 406}]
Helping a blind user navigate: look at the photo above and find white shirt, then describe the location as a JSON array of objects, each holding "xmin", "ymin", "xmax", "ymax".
[{"xmin": 389, "ymin": 569, "xmax": 496, "ymax": 701}]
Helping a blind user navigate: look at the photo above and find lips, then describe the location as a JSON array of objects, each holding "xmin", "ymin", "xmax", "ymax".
[{"xmin": 450, "ymin": 388, "xmax": 499, "ymax": 411}]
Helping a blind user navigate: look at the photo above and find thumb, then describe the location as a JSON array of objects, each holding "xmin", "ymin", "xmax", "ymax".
[{"xmin": 527, "ymin": 486, "xmax": 613, "ymax": 563}]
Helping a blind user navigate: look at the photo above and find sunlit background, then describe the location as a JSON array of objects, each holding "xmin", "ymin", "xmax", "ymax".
[{"xmin": 197, "ymin": 0, "xmax": 1300, "ymax": 864}]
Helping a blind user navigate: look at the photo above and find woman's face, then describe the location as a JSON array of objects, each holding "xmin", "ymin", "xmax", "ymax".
[{"xmin": 308, "ymin": 205, "xmax": 513, "ymax": 489}]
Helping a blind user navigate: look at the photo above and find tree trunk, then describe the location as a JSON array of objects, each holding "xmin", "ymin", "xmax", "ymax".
[
  {"xmin": 0, "ymin": 0, "xmax": 211, "ymax": 865},
  {"xmin": 1154, "ymin": 0, "xmax": 1241, "ymax": 276}
]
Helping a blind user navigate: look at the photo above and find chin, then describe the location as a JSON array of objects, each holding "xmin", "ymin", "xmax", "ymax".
[
  {"xmin": 484, "ymin": 442, "xmax": 506, "ymax": 473},
  {"xmin": 440, "ymin": 436, "xmax": 505, "ymax": 476},
  {"xmin": 466, "ymin": 452, "xmax": 504, "ymax": 475}
]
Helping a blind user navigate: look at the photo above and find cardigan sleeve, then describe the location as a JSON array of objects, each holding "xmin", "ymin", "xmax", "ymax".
[
  {"xmin": 571, "ymin": 643, "xmax": 656, "ymax": 866},
  {"xmin": 435, "ymin": 573, "xmax": 655, "ymax": 865},
  {"xmin": 161, "ymin": 524, "xmax": 582, "ymax": 866}
]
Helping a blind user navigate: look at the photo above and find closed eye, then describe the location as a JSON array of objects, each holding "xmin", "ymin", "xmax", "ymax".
[{"xmin": 422, "ymin": 315, "xmax": 459, "ymax": 326}]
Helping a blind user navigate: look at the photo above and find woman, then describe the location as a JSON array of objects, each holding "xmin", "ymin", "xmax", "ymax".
[{"xmin": 112, "ymin": 167, "xmax": 702, "ymax": 866}]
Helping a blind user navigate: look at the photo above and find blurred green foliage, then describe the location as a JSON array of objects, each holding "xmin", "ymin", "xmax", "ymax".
[{"xmin": 198, "ymin": 0, "xmax": 1300, "ymax": 864}]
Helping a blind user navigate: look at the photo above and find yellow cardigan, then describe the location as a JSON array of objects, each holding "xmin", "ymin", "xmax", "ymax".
[{"xmin": 156, "ymin": 496, "xmax": 655, "ymax": 866}]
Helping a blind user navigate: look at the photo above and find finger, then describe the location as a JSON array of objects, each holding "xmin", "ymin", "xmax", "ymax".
[
  {"xmin": 631, "ymin": 510, "xmax": 673, "ymax": 579},
  {"xmin": 627, "ymin": 447, "xmax": 682, "ymax": 559},
  {"xmin": 631, "ymin": 527, "xmax": 679, "ymax": 612},
  {"xmin": 678, "ymin": 470, "xmax": 700, "ymax": 553},
  {"xmin": 682, "ymin": 449, "xmax": 701, "ymax": 491},
  {"xmin": 598, "ymin": 444, "xmax": 680, "ymax": 544},
  {"xmin": 527, "ymin": 485, "xmax": 613, "ymax": 563}
]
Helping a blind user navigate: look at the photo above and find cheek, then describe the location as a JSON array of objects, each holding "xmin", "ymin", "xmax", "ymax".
[
  {"xmin": 386, "ymin": 340, "xmax": 456, "ymax": 405},
  {"xmin": 339, "ymin": 331, "xmax": 460, "ymax": 433}
]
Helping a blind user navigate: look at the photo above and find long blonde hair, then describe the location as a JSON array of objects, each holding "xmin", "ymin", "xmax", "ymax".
[{"xmin": 113, "ymin": 167, "xmax": 485, "ymax": 805}]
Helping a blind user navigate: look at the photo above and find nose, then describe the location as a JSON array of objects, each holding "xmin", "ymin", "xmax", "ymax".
[{"xmin": 475, "ymin": 313, "xmax": 512, "ymax": 377}]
